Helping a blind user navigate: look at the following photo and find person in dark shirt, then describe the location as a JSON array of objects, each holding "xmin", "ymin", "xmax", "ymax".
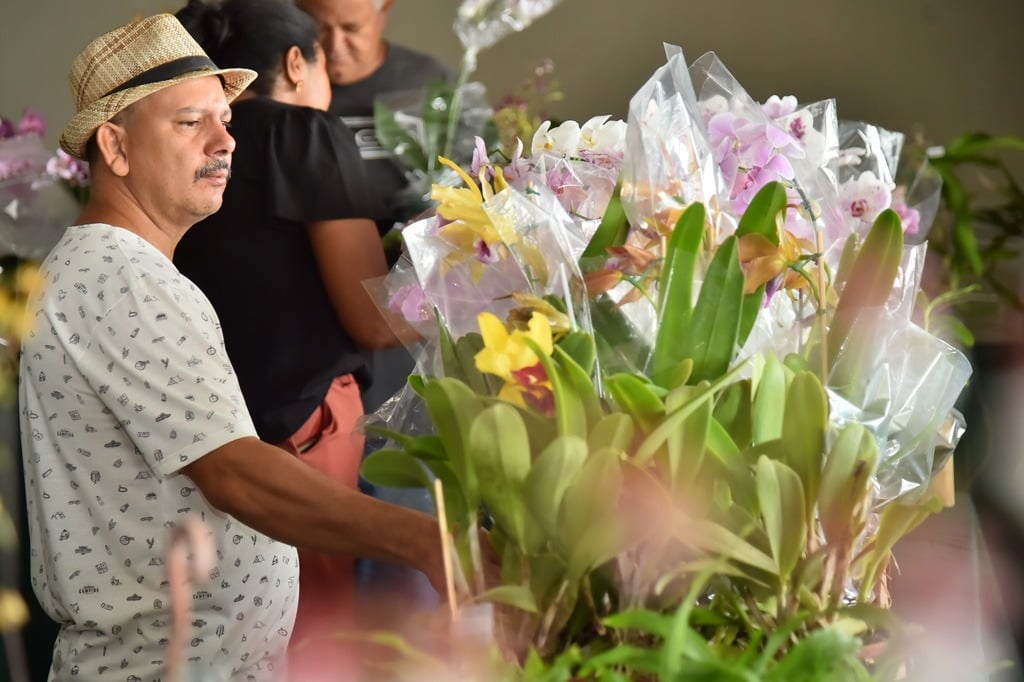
[
  {"xmin": 296, "ymin": 0, "xmax": 451, "ymax": 414},
  {"xmin": 173, "ymin": 1, "xmax": 419, "ymax": 678}
]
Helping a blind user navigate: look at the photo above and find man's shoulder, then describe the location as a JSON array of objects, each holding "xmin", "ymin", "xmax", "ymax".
[{"xmin": 386, "ymin": 43, "xmax": 450, "ymax": 77}]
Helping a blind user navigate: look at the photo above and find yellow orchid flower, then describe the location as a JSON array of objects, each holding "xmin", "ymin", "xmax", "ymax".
[
  {"xmin": 737, "ymin": 229, "xmax": 817, "ymax": 295},
  {"xmin": 474, "ymin": 311, "xmax": 555, "ymax": 412},
  {"xmin": 431, "ymin": 156, "xmax": 516, "ymax": 281}
]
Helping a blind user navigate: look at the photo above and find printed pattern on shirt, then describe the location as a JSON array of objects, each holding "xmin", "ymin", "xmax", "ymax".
[{"xmin": 19, "ymin": 225, "xmax": 298, "ymax": 682}]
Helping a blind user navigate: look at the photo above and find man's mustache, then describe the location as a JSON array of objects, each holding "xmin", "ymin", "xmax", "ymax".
[{"xmin": 195, "ymin": 159, "xmax": 231, "ymax": 181}]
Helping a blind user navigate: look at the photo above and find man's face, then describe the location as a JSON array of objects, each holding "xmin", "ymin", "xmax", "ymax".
[
  {"xmin": 299, "ymin": 0, "xmax": 389, "ymax": 86},
  {"xmin": 119, "ymin": 76, "xmax": 235, "ymax": 228}
]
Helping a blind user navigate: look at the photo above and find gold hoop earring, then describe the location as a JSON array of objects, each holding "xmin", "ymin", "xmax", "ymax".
[{"xmin": 295, "ymin": 80, "xmax": 304, "ymax": 93}]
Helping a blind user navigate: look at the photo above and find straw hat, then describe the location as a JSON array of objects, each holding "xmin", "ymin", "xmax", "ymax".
[{"xmin": 59, "ymin": 14, "xmax": 256, "ymax": 160}]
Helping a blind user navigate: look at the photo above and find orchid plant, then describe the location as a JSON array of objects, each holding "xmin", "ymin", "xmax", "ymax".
[{"xmin": 357, "ymin": 46, "xmax": 971, "ymax": 681}]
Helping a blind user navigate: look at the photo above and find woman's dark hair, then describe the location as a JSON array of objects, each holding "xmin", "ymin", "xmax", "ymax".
[{"xmin": 176, "ymin": 0, "xmax": 320, "ymax": 97}]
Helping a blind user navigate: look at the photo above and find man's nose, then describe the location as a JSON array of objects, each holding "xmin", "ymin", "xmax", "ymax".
[{"xmin": 209, "ymin": 123, "xmax": 236, "ymax": 156}]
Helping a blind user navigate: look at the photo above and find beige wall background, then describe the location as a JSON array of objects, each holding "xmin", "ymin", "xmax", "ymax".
[{"xmin": 2, "ymin": 0, "xmax": 1022, "ymax": 151}]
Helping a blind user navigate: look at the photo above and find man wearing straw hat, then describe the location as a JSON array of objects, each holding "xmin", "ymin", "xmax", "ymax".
[{"xmin": 18, "ymin": 14, "xmax": 446, "ymax": 681}]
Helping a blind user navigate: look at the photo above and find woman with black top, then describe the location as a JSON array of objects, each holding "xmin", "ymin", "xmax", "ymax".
[{"xmin": 174, "ymin": 0, "xmax": 405, "ymax": 676}]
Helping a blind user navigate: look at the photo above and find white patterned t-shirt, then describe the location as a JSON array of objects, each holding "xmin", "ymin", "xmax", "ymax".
[{"xmin": 19, "ymin": 224, "xmax": 299, "ymax": 682}]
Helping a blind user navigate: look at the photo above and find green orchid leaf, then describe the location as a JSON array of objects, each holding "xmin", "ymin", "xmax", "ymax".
[
  {"xmin": 606, "ymin": 373, "xmax": 666, "ymax": 433},
  {"xmin": 436, "ymin": 310, "xmax": 487, "ymax": 393},
  {"xmin": 675, "ymin": 518, "xmax": 777, "ymax": 575},
  {"xmin": 738, "ymin": 283, "xmax": 766, "ymax": 350},
  {"xmin": 419, "ymin": 378, "xmax": 486, "ymax": 512},
  {"xmin": 524, "ymin": 337, "xmax": 586, "ymax": 439},
  {"xmin": 683, "ymin": 234, "xmax": 745, "ymax": 384},
  {"xmin": 781, "ymin": 370, "xmax": 827, "ymax": 520},
  {"xmin": 602, "ymin": 609, "xmax": 674, "ymax": 638},
  {"xmin": 468, "ymin": 403, "xmax": 531, "ymax": 553},
  {"xmin": 587, "ymin": 413, "xmax": 635, "ymax": 455},
  {"xmin": 827, "ymin": 209, "xmax": 904, "ymax": 367},
  {"xmin": 362, "ymin": 424, "xmax": 446, "ymax": 461},
  {"xmin": 752, "ymin": 353, "xmax": 786, "ymax": 446},
  {"xmin": 665, "ymin": 383, "xmax": 712, "ymax": 492},
  {"xmin": 818, "ymin": 423, "xmax": 878, "ymax": 546},
  {"xmin": 553, "ymin": 344, "xmax": 602, "ymax": 427},
  {"xmin": 577, "ymin": 645, "xmax": 664, "ymax": 677},
  {"xmin": 755, "ymin": 456, "xmax": 807, "ymax": 581},
  {"xmin": 634, "ymin": 362, "xmax": 747, "ymax": 465},
  {"xmin": 763, "ymin": 626, "xmax": 868, "ymax": 681},
  {"xmin": 581, "ymin": 182, "xmax": 630, "ymax": 258},
  {"xmin": 360, "ymin": 449, "xmax": 433, "ymax": 489},
  {"xmin": 561, "ymin": 448, "xmax": 623, "ymax": 579},
  {"xmin": 736, "ymin": 181, "xmax": 787, "ymax": 243},
  {"xmin": 524, "ymin": 435, "xmax": 588, "ymax": 540},
  {"xmin": 713, "ymin": 379, "xmax": 752, "ymax": 451},
  {"xmin": 475, "ymin": 584, "xmax": 539, "ymax": 614},
  {"xmin": 556, "ymin": 329, "xmax": 597, "ymax": 375},
  {"xmin": 855, "ymin": 495, "xmax": 942, "ymax": 600},
  {"xmin": 651, "ymin": 203, "xmax": 704, "ymax": 384}
]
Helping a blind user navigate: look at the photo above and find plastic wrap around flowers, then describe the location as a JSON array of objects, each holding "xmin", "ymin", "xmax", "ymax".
[
  {"xmin": 379, "ymin": 46, "xmax": 964, "ymax": 506},
  {"xmin": 0, "ymin": 109, "xmax": 89, "ymax": 260},
  {"xmin": 365, "ymin": 47, "xmax": 970, "ymax": 672}
]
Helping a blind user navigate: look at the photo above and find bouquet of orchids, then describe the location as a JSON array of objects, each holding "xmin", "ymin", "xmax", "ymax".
[{"xmin": 360, "ymin": 45, "xmax": 971, "ymax": 681}]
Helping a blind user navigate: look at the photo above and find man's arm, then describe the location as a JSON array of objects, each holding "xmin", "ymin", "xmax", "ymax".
[{"xmin": 182, "ymin": 436, "xmax": 445, "ymax": 591}]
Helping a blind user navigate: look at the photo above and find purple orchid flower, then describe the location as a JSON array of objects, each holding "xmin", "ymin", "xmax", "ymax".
[
  {"xmin": 17, "ymin": 109, "xmax": 46, "ymax": 137},
  {"xmin": 0, "ymin": 117, "xmax": 15, "ymax": 139}
]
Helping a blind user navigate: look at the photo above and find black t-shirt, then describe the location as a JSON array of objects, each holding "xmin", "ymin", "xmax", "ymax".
[
  {"xmin": 328, "ymin": 43, "xmax": 450, "ymax": 235},
  {"xmin": 174, "ymin": 97, "xmax": 381, "ymax": 442}
]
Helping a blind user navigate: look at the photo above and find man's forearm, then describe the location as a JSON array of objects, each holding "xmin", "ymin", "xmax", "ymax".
[{"xmin": 183, "ymin": 436, "xmax": 443, "ymax": 587}]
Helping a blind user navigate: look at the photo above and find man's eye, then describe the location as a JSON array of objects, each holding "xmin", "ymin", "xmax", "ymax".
[
  {"xmin": 221, "ymin": 121, "xmax": 232, "ymax": 129},
  {"xmin": 180, "ymin": 120, "xmax": 200, "ymax": 128}
]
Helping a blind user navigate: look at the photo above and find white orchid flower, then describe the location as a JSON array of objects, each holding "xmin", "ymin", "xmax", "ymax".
[{"xmin": 531, "ymin": 120, "xmax": 582, "ymax": 157}]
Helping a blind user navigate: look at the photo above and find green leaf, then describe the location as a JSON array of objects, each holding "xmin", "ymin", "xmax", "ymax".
[
  {"xmin": 468, "ymin": 403, "xmax": 531, "ymax": 552},
  {"xmin": 581, "ymin": 182, "xmax": 630, "ymax": 258},
  {"xmin": 738, "ymin": 283, "xmax": 766, "ymax": 349},
  {"xmin": 781, "ymin": 370, "xmax": 827, "ymax": 520},
  {"xmin": 553, "ymin": 344, "xmax": 602, "ymax": 428},
  {"xmin": 556, "ymin": 329, "xmax": 597, "ymax": 375},
  {"xmin": 606, "ymin": 373, "xmax": 666, "ymax": 433},
  {"xmin": 736, "ymin": 181, "xmax": 787, "ymax": 243},
  {"xmin": 752, "ymin": 353, "xmax": 786, "ymax": 445},
  {"xmin": 561, "ymin": 448, "xmax": 623, "ymax": 581},
  {"xmin": 651, "ymin": 203, "xmax": 705, "ymax": 384},
  {"xmin": 682, "ymin": 235, "xmax": 745, "ymax": 384},
  {"xmin": 713, "ymin": 379, "xmax": 752, "ymax": 451},
  {"xmin": 587, "ymin": 413, "xmax": 635, "ymax": 455},
  {"xmin": 763, "ymin": 626, "xmax": 868, "ymax": 681},
  {"xmin": 419, "ymin": 378, "xmax": 486, "ymax": 513},
  {"xmin": 827, "ymin": 209, "xmax": 904, "ymax": 367},
  {"xmin": 525, "ymin": 337, "xmax": 586, "ymax": 439},
  {"xmin": 675, "ymin": 518, "xmax": 777, "ymax": 575},
  {"xmin": 524, "ymin": 435, "xmax": 588, "ymax": 540},
  {"xmin": 360, "ymin": 449, "xmax": 433, "ymax": 488},
  {"xmin": 475, "ymin": 584, "xmax": 538, "ymax": 613},
  {"xmin": 818, "ymin": 424, "xmax": 878, "ymax": 545},
  {"xmin": 755, "ymin": 456, "xmax": 807, "ymax": 581},
  {"xmin": 634, "ymin": 362, "xmax": 746, "ymax": 465},
  {"xmin": 665, "ymin": 383, "xmax": 712, "ymax": 491}
]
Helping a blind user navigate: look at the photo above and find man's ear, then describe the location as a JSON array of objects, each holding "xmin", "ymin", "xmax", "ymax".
[
  {"xmin": 379, "ymin": 0, "xmax": 394, "ymax": 18},
  {"xmin": 94, "ymin": 121, "xmax": 130, "ymax": 177}
]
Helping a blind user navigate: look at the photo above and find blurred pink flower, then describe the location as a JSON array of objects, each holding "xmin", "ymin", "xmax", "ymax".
[
  {"xmin": 389, "ymin": 283, "xmax": 432, "ymax": 323},
  {"xmin": 17, "ymin": 109, "xmax": 46, "ymax": 137}
]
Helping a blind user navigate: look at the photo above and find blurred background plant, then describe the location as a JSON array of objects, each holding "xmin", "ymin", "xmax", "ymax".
[
  {"xmin": 1, "ymin": 107, "xmax": 89, "ymax": 681},
  {"xmin": 914, "ymin": 133, "xmax": 1024, "ymax": 348}
]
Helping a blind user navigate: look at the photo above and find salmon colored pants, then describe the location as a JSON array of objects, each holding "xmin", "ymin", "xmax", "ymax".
[{"xmin": 276, "ymin": 374, "xmax": 365, "ymax": 680}]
